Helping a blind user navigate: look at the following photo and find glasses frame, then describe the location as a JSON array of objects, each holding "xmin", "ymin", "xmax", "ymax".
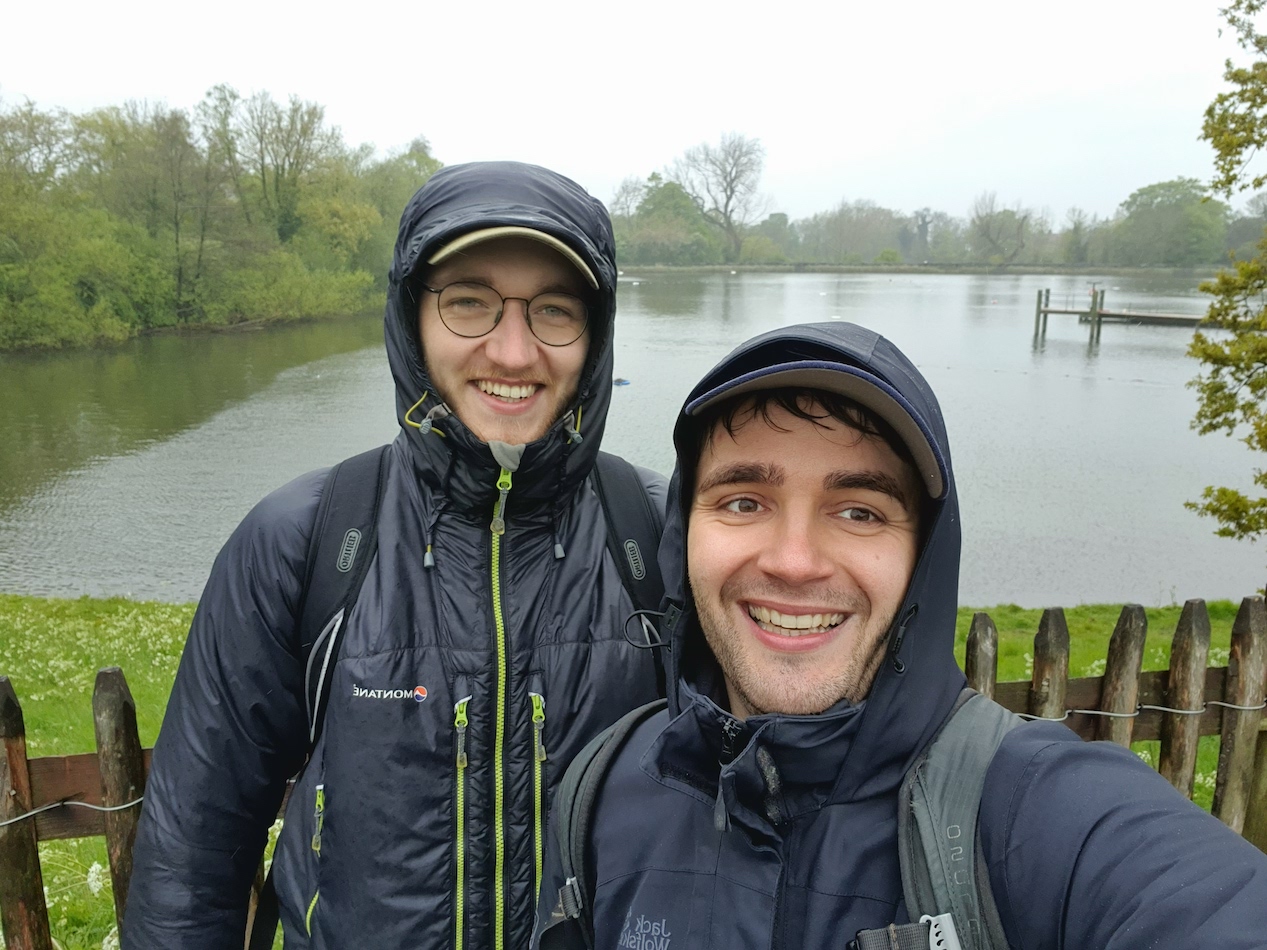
[{"xmin": 421, "ymin": 281, "xmax": 590, "ymax": 348}]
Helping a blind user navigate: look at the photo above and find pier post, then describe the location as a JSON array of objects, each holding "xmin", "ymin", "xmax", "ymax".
[
  {"xmin": 1041, "ymin": 288, "xmax": 1050, "ymax": 338},
  {"xmin": 1034, "ymin": 290, "xmax": 1043, "ymax": 338}
]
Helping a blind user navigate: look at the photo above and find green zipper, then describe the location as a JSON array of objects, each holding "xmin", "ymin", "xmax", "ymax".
[
  {"xmin": 530, "ymin": 691, "xmax": 547, "ymax": 899},
  {"xmin": 306, "ymin": 784, "xmax": 325, "ymax": 935},
  {"xmin": 490, "ymin": 466, "xmax": 513, "ymax": 950},
  {"xmin": 454, "ymin": 696, "xmax": 471, "ymax": 950}
]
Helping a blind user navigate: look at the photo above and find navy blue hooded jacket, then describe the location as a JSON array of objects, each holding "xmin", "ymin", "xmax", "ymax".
[
  {"xmin": 123, "ymin": 162, "xmax": 663, "ymax": 949},
  {"xmin": 535, "ymin": 321, "xmax": 1267, "ymax": 949}
]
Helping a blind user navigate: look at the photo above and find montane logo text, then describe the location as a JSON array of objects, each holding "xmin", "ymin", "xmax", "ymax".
[{"xmin": 352, "ymin": 684, "xmax": 429, "ymax": 702}]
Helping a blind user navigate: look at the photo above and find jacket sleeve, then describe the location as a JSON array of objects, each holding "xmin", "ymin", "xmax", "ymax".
[
  {"xmin": 980, "ymin": 723, "xmax": 1267, "ymax": 949},
  {"xmin": 121, "ymin": 470, "xmax": 326, "ymax": 949}
]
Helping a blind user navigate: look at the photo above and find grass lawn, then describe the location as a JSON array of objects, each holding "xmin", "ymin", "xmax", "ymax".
[{"xmin": 0, "ymin": 594, "xmax": 1244, "ymax": 949}]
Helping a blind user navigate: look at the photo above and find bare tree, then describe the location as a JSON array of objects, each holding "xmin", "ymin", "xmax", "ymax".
[
  {"xmin": 669, "ymin": 132, "xmax": 766, "ymax": 263},
  {"xmin": 609, "ymin": 175, "xmax": 646, "ymax": 222},
  {"xmin": 968, "ymin": 192, "xmax": 1030, "ymax": 265},
  {"xmin": 240, "ymin": 91, "xmax": 339, "ymax": 243}
]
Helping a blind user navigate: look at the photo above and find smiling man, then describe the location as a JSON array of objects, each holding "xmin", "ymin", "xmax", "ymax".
[
  {"xmin": 124, "ymin": 163, "xmax": 666, "ymax": 950},
  {"xmin": 535, "ymin": 321, "xmax": 1267, "ymax": 950}
]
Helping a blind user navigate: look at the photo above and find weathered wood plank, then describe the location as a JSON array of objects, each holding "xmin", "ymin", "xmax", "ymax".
[
  {"xmin": 1213, "ymin": 597, "xmax": 1267, "ymax": 833},
  {"xmin": 1028, "ymin": 608, "xmax": 1069, "ymax": 721},
  {"xmin": 0, "ymin": 677, "xmax": 53, "ymax": 950},
  {"xmin": 965, "ymin": 612, "xmax": 998, "ymax": 699},
  {"xmin": 1244, "ymin": 726, "xmax": 1267, "ymax": 853},
  {"xmin": 244, "ymin": 859, "xmax": 266, "ymax": 950},
  {"xmin": 1097, "ymin": 605, "xmax": 1147, "ymax": 746},
  {"xmin": 995, "ymin": 667, "xmax": 1227, "ymax": 742},
  {"xmin": 93, "ymin": 668, "xmax": 147, "ymax": 930},
  {"xmin": 26, "ymin": 750, "xmax": 152, "ymax": 841},
  {"xmin": 1159, "ymin": 600, "xmax": 1212, "ymax": 798}
]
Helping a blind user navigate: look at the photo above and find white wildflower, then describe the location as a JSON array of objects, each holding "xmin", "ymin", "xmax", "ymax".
[
  {"xmin": 86, "ymin": 860, "xmax": 107, "ymax": 896},
  {"xmin": 101, "ymin": 926, "xmax": 120, "ymax": 950}
]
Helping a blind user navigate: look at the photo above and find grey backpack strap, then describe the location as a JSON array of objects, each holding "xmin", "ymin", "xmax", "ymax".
[
  {"xmin": 851, "ymin": 689, "xmax": 1018, "ymax": 950},
  {"xmin": 539, "ymin": 699, "xmax": 668, "ymax": 950},
  {"xmin": 900, "ymin": 689, "xmax": 1018, "ymax": 949}
]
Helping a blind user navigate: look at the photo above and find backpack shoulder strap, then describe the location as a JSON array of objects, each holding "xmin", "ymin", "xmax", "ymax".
[
  {"xmin": 247, "ymin": 444, "xmax": 391, "ymax": 950},
  {"xmin": 539, "ymin": 698, "xmax": 668, "ymax": 950},
  {"xmin": 889, "ymin": 689, "xmax": 1019, "ymax": 950},
  {"xmin": 592, "ymin": 452, "xmax": 667, "ymax": 694},
  {"xmin": 592, "ymin": 451, "xmax": 665, "ymax": 615},
  {"xmin": 296, "ymin": 443, "xmax": 391, "ymax": 749}
]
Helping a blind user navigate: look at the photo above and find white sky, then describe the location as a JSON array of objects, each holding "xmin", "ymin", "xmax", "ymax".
[{"xmin": 1, "ymin": 0, "xmax": 1245, "ymax": 222}]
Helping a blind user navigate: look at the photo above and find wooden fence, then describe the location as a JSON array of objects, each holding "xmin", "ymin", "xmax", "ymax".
[{"xmin": 2, "ymin": 597, "xmax": 1266, "ymax": 949}]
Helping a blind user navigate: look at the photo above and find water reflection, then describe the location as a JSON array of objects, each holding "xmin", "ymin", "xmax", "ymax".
[
  {"xmin": 1, "ymin": 272, "xmax": 1257, "ymax": 609},
  {"xmin": 0, "ymin": 317, "xmax": 382, "ymax": 510}
]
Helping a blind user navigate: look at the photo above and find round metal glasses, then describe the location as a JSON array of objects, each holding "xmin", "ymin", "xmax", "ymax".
[{"xmin": 423, "ymin": 281, "xmax": 589, "ymax": 347}]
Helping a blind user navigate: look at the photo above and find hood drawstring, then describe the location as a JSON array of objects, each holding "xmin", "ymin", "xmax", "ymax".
[
  {"xmin": 423, "ymin": 499, "xmax": 447, "ymax": 569},
  {"xmin": 562, "ymin": 407, "xmax": 583, "ymax": 444},
  {"xmin": 888, "ymin": 603, "xmax": 920, "ymax": 674},
  {"xmin": 404, "ymin": 392, "xmax": 450, "ymax": 436}
]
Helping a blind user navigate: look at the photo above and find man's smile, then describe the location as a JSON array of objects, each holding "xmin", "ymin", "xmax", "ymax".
[
  {"xmin": 746, "ymin": 603, "xmax": 847, "ymax": 636},
  {"xmin": 476, "ymin": 379, "xmax": 543, "ymax": 403}
]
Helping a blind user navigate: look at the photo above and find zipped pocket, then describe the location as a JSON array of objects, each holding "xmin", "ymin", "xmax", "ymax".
[
  {"xmin": 454, "ymin": 693, "xmax": 473, "ymax": 950},
  {"xmin": 305, "ymin": 783, "xmax": 325, "ymax": 935},
  {"xmin": 530, "ymin": 690, "xmax": 548, "ymax": 899}
]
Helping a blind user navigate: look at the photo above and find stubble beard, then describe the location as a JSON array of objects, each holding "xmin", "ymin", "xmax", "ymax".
[{"xmin": 691, "ymin": 576, "xmax": 896, "ymax": 718}]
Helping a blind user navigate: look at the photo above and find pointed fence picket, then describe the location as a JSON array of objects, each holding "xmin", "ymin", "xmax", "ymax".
[{"xmin": 2, "ymin": 597, "xmax": 1267, "ymax": 949}]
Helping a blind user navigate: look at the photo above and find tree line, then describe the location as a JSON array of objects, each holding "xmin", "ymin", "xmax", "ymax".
[
  {"xmin": 614, "ymin": 132, "xmax": 1246, "ymax": 269},
  {"xmin": 0, "ymin": 91, "xmax": 1249, "ymax": 352},
  {"xmin": 0, "ymin": 87, "xmax": 439, "ymax": 350}
]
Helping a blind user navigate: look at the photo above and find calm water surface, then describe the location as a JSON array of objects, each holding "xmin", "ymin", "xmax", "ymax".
[{"xmin": 0, "ymin": 271, "xmax": 1256, "ymax": 608}]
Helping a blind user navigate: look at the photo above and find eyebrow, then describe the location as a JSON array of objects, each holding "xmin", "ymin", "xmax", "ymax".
[
  {"xmin": 695, "ymin": 462, "xmax": 785, "ymax": 495},
  {"xmin": 824, "ymin": 470, "xmax": 912, "ymax": 511},
  {"xmin": 435, "ymin": 275, "xmax": 584, "ymax": 297}
]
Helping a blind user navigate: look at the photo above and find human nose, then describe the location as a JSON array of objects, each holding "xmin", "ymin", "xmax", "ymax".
[
  {"xmin": 484, "ymin": 298, "xmax": 537, "ymax": 369},
  {"xmin": 755, "ymin": 509, "xmax": 835, "ymax": 585}
]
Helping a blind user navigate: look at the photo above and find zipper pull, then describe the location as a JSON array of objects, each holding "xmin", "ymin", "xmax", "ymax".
[
  {"xmin": 530, "ymin": 692, "xmax": 547, "ymax": 762},
  {"xmin": 719, "ymin": 716, "xmax": 743, "ymax": 765},
  {"xmin": 455, "ymin": 697, "xmax": 471, "ymax": 768},
  {"xmin": 310, "ymin": 784, "xmax": 325, "ymax": 853},
  {"xmin": 490, "ymin": 468, "xmax": 513, "ymax": 536}
]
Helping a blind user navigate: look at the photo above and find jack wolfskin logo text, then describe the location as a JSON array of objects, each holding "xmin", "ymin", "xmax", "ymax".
[
  {"xmin": 623, "ymin": 539, "xmax": 646, "ymax": 581},
  {"xmin": 352, "ymin": 684, "xmax": 428, "ymax": 701},
  {"xmin": 619, "ymin": 912, "xmax": 672, "ymax": 950},
  {"xmin": 336, "ymin": 528, "xmax": 362, "ymax": 573}
]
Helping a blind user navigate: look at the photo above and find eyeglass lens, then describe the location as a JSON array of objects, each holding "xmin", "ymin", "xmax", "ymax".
[{"xmin": 434, "ymin": 282, "xmax": 587, "ymax": 346}]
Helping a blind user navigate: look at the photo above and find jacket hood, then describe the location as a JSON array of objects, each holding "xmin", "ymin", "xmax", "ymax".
[
  {"xmin": 383, "ymin": 161, "xmax": 618, "ymax": 509},
  {"xmin": 659, "ymin": 321, "xmax": 964, "ymax": 805}
]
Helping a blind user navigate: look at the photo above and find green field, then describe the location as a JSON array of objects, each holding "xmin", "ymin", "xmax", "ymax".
[{"xmin": 0, "ymin": 594, "xmax": 1241, "ymax": 949}]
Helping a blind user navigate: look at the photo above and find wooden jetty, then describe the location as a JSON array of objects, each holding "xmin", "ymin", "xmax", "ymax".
[{"xmin": 1034, "ymin": 288, "xmax": 1204, "ymax": 343}]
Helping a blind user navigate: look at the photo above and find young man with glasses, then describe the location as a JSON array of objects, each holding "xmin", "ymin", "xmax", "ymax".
[{"xmin": 123, "ymin": 163, "xmax": 665, "ymax": 949}]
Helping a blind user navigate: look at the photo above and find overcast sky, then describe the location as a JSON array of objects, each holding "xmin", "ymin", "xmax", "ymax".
[{"xmin": 1, "ymin": 0, "xmax": 1245, "ymax": 223}]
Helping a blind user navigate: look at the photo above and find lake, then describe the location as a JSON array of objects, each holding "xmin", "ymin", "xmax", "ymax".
[{"xmin": 0, "ymin": 270, "xmax": 1257, "ymax": 609}]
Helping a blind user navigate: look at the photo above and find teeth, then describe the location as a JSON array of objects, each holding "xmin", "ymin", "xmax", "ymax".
[
  {"xmin": 478, "ymin": 381, "xmax": 538, "ymax": 401},
  {"xmin": 747, "ymin": 605, "xmax": 845, "ymax": 635}
]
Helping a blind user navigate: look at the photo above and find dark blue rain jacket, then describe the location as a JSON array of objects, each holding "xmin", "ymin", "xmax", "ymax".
[
  {"xmin": 123, "ymin": 163, "xmax": 663, "ymax": 949},
  {"xmin": 535, "ymin": 322, "xmax": 1267, "ymax": 949}
]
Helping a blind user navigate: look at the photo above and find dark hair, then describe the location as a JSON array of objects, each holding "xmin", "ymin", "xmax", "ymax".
[{"xmin": 686, "ymin": 386, "xmax": 930, "ymax": 525}]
